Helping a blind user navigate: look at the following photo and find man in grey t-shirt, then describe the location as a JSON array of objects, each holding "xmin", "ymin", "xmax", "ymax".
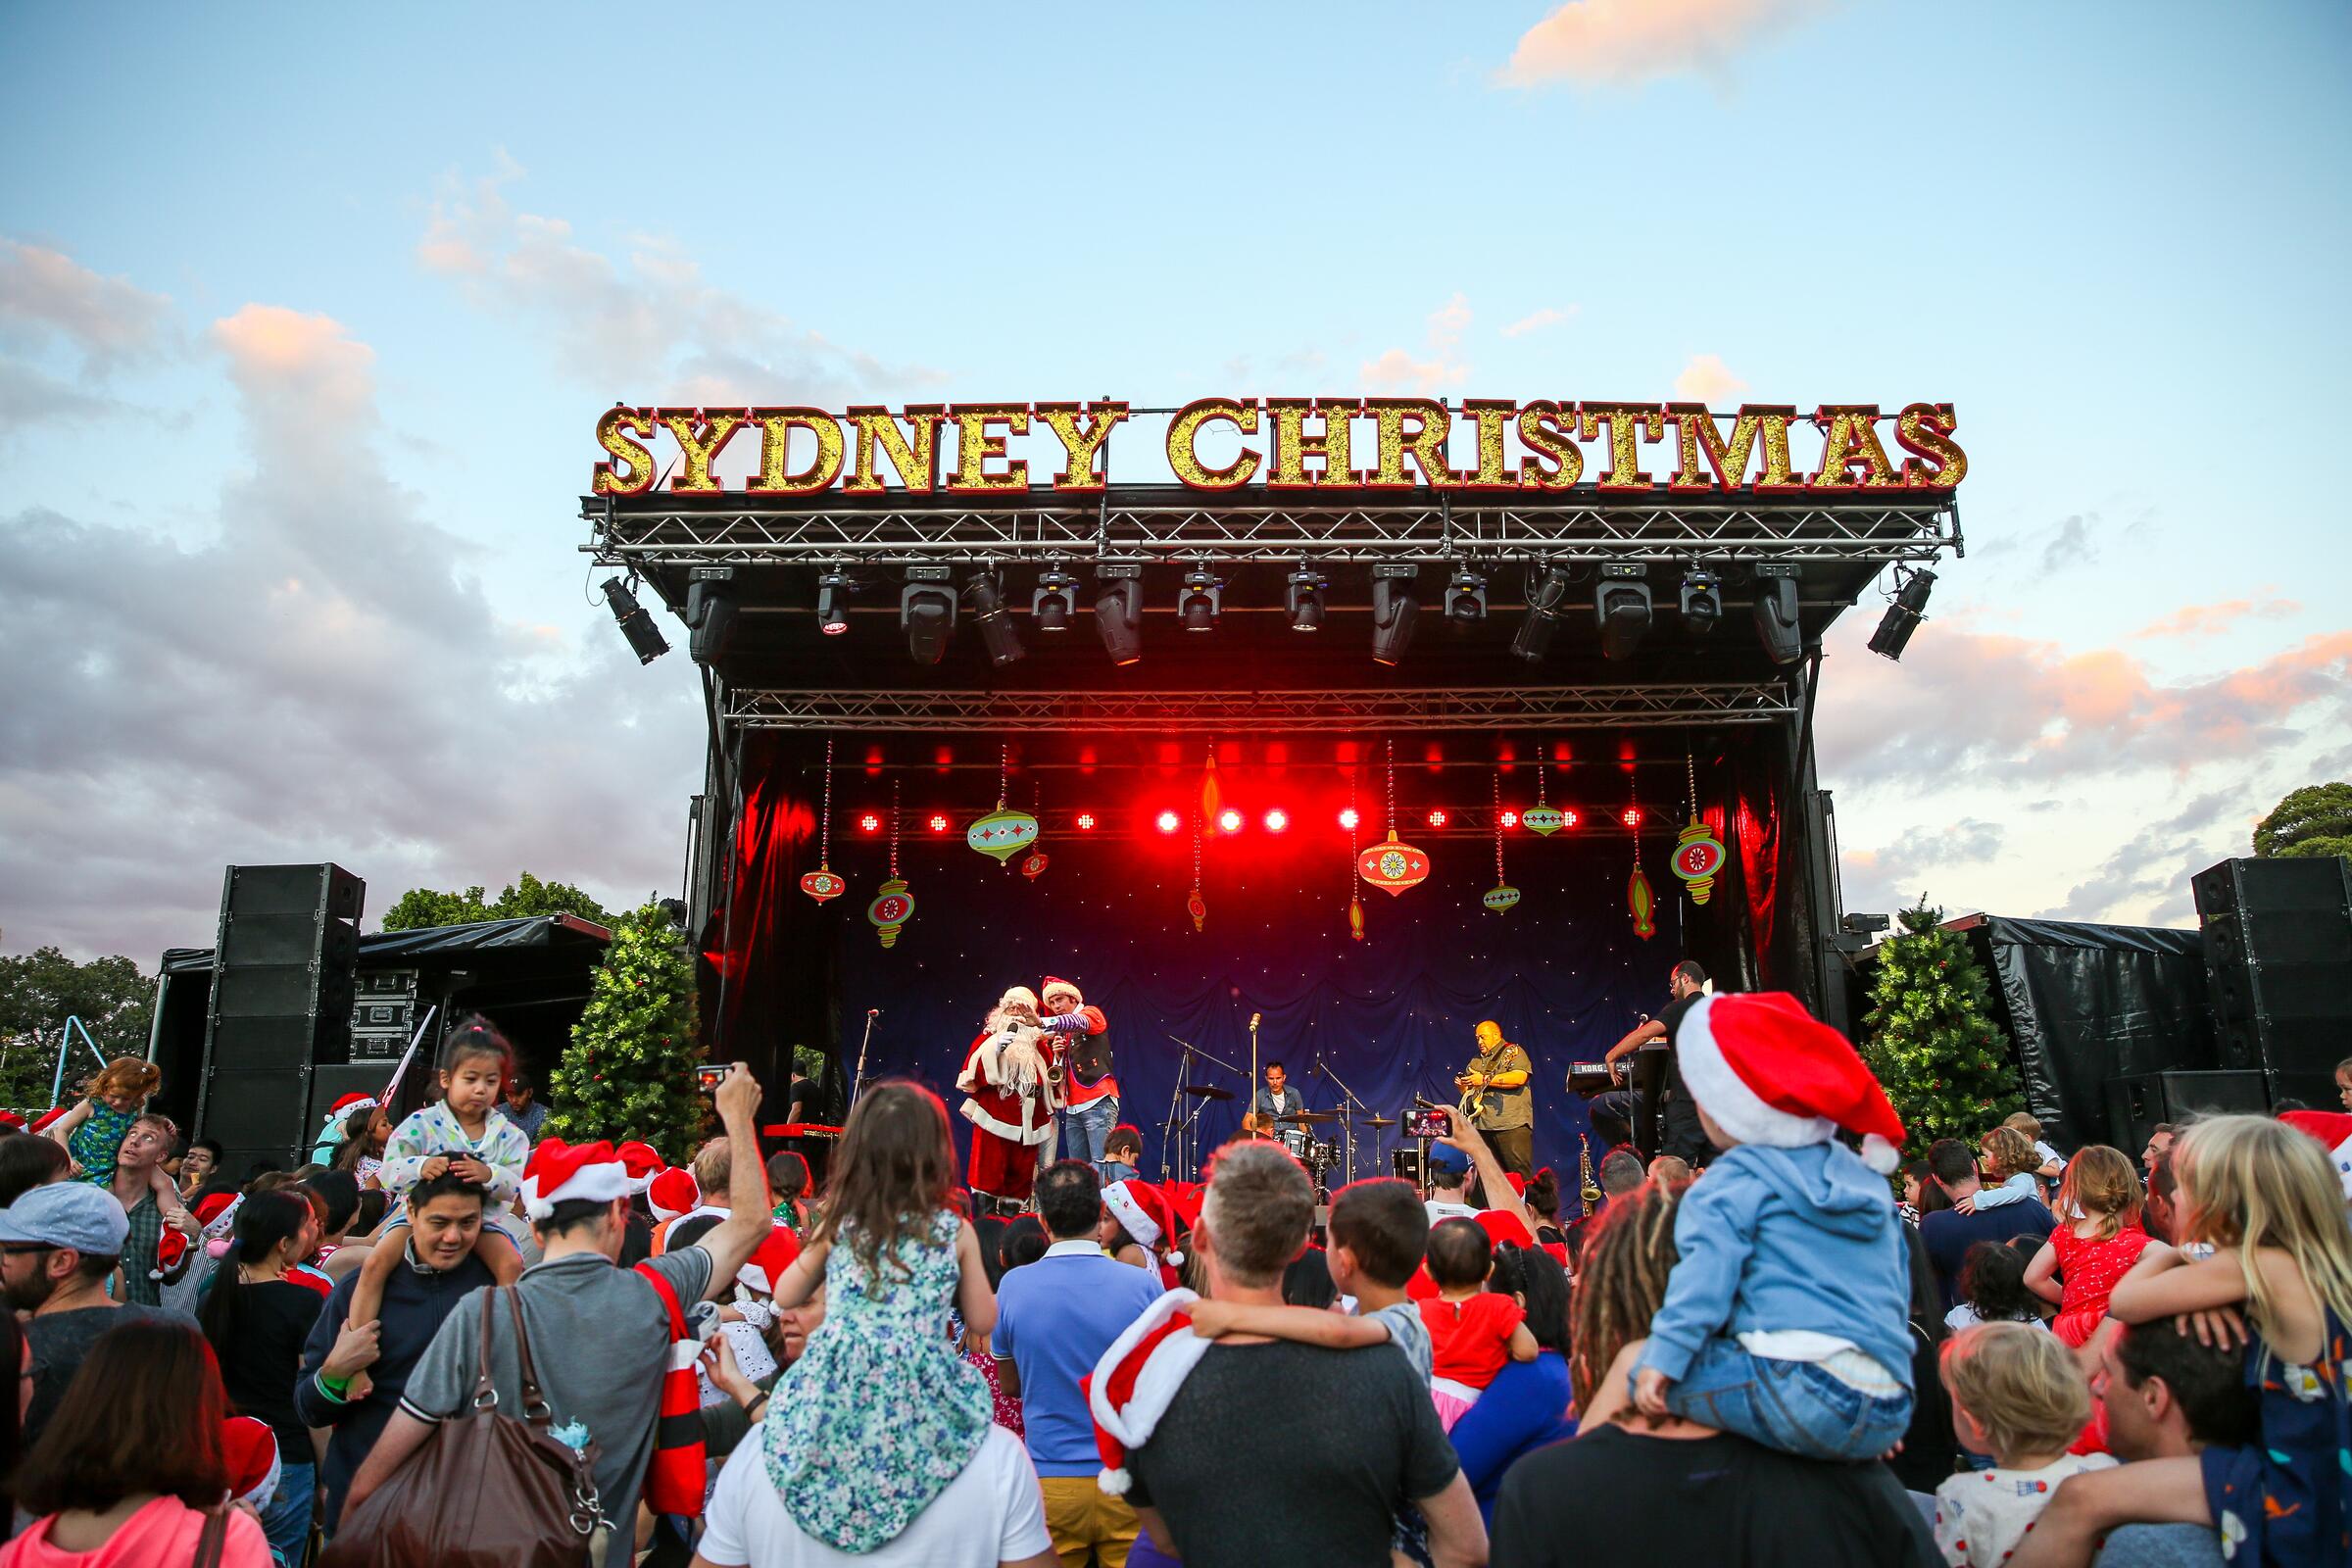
[
  {"xmin": 344, "ymin": 1069, "xmax": 776, "ymax": 1566},
  {"xmin": 3, "ymin": 1183, "xmax": 196, "ymax": 1446},
  {"xmin": 2084, "ymin": 1320, "xmax": 2257, "ymax": 1568}
]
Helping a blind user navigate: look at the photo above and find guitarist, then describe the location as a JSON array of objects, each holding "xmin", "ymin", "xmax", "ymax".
[
  {"xmin": 1455, "ymin": 1020, "xmax": 1535, "ymax": 1180},
  {"xmin": 1039, "ymin": 976, "xmax": 1116, "ymax": 1178}
]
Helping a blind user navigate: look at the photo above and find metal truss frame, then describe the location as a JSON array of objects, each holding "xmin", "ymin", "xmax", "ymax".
[
  {"xmin": 584, "ymin": 487, "xmax": 1960, "ymax": 568},
  {"xmin": 720, "ymin": 683, "xmax": 1799, "ymax": 734}
]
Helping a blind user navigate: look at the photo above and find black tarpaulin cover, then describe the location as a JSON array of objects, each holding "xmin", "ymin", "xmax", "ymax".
[{"xmin": 160, "ymin": 912, "xmax": 612, "ymax": 975}]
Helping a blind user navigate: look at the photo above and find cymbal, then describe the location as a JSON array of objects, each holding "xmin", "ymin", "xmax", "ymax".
[
  {"xmin": 1278, "ymin": 1110, "xmax": 1339, "ymax": 1124},
  {"xmin": 1362, "ymin": 1116, "xmax": 1397, "ymax": 1129},
  {"xmin": 1182, "ymin": 1083, "xmax": 1235, "ymax": 1101}
]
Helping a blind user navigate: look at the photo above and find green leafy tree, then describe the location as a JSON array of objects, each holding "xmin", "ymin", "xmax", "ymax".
[
  {"xmin": 544, "ymin": 903, "xmax": 706, "ymax": 1157},
  {"xmin": 0, "ymin": 949, "xmax": 154, "ymax": 1109},
  {"xmin": 1860, "ymin": 901, "xmax": 2024, "ymax": 1154},
  {"xmin": 380, "ymin": 873, "xmax": 615, "ymax": 933},
  {"xmin": 2253, "ymin": 782, "xmax": 2352, "ymax": 861}
]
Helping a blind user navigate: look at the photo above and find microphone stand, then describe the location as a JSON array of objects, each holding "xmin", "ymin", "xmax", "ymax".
[
  {"xmin": 1161, "ymin": 1034, "xmax": 1248, "ymax": 1182},
  {"xmin": 849, "ymin": 1008, "xmax": 879, "ymax": 1115},
  {"xmin": 1315, "ymin": 1054, "xmax": 1378, "ymax": 1183}
]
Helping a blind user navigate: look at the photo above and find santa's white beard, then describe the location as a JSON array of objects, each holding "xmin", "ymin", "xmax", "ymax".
[{"xmin": 984, "ymin": 1017, "xmax": 1050, "ymax": 1097}]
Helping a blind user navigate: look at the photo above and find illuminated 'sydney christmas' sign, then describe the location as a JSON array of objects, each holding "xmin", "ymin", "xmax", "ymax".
[{"xmin": 591, "ymin": 398, "xmax": 1965, "ymax": 497}]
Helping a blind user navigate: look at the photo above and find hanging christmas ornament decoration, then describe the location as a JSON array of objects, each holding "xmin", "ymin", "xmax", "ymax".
[
  {"xmin": 1187, "ymin": 808, "xmax": 1207, "ymax": 933},
  {"xmin": 1671, "ymin": 749, "xmax": 1726, "ymax": 906},
  {"xmin": 800, "ymin": 736, "xmax": 846, "ymax": 903},
  {"xmin": 1020, "ymin": 850, "xmax": 1050, "ymax": 880},
  {"xmin": 967, "ymin": 742, "xmax": 1039, "ymax": 865},
  {"xmin": 1626, "ymin": 769, "xmax": 1656, "ymax": 940},
  {"xmin": 1522, "ymin": 743, "xmax": 1564, "ymax": 836},
  {"xmin": 1484, "ymin": 765, "xmax": 1520, "ymax": 913},
  {"xmin": 1357, "ymin": 740, "xmax": 1430, "ymax": 897},
  {"xmin": 867, "ymin": 784, "xmax": 915, "ymax": 948},
  {"xmin": 1345, "ymin": 764, "xmax": 1366, "ymax": 941},
  {"xmin": 1199, "ymin": 751, "xmax": 1224, "ymax": 838}
]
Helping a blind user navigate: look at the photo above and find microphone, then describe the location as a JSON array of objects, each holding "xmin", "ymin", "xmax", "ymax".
[
  {"xmin": 1250, "ymin": 1011, "xmax": 1261, "ymax": 1029},
  {"xmin": 866, "ymin": 1008, "xmax": 881, "ymax": 1017}
]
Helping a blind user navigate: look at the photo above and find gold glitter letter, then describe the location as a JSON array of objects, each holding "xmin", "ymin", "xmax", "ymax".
[
  {"xmin": 1895, "ymin": 403, "xmax": 1967, "ymax": 488},
  {"xmin": 1666, "ymin": 404, "xmax": 1787, "ymax": 491},
  {"xmin": 843, "ymin": 406, "xmax": 947, "ymax": 492},
  {"xmin": 1266, "ymin": 398, "xmax": 1360, "ymax": 488},
  {"xmin": 748, "ymin": 408, "xmax": 844, "ymax": 495},
  {"xmin": 1809, "ymin": 405, "xmax": 1901, "ymax": 490},
  {"xmin": 658, "ymin": 410, "xmax": 748, "ymax": 493},
  {"xmin": 1461, "ymin": 400, "xmax": 1518, "ymax": 489},
  {"xmin": 1516, "ymin": 402, "xmax": 1583, "ymax": 490},
  {"xmin": 1036, "ymin": 401, "xmax": 1130, "ymax": 491},
  {"xmin": 947, "ymin": 405, "xmax": 1032, "ymax": 492},
  {"xmin": 1577, "ymin": 403, "xmax": 1666, "ymax": 489},
  {"xmin": 593, "ymin": 406, "xmax": 657, "ymax": 496},
  {"xmin": 1364, "ymin": 399, "xmax": 1457, "ymax": 489},
  {"xmin": 1167, "ymin": 399, "xmax": 1260, "ymax": 489}
]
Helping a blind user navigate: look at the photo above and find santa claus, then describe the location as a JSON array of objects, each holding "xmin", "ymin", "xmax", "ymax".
[{"xmin": 956, "ymin": 986, "xmax": 1057, "ymax": 1208}]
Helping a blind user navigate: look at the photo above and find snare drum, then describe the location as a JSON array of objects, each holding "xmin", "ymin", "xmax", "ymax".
[
  {"xmin": 1392, "ymin": 1147, "xmax": 1424, "ymax": 1186},
  {"xmin": 1278, "ymin": 1125, "xmax": 1312, "ymax": 1159}
]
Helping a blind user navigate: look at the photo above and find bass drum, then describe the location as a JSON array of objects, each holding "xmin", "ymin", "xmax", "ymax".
[{"xmin": 1392, "ymin": 1147, "xmax": 1425, "ymax": 1187}]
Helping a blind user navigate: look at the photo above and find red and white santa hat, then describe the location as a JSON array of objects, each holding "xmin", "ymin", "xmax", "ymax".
[
  {"xmin": 1042, "ymin": 976, "xmax": 1083, "ymax": 1005},
  {"xmin": 1085, "ymin": 1288, "xmax": 1211, "ymax": 1495},
  {"xmin": 1102, "ymin": 1179, "xmax": 1184, "ymax": 1265},
  {"xmin": 520, "ymin": 1139, "xmax": 635, "ymax": 1220},
  {"xmin": 615, "ymin": 1141, "xmax": 664, "ymax": 1196},
  {"xmin": 221, "ymin": 1415, "xmax": 281, "ymax": 1510},
  {"xmin": 1674, "ymin": 992, "xmax": 1907, "ymax": 1174},
  {"xmin": 150, "ymin": 1226, "xmax": 189, "ymax": 1281},
  {"xmin": 2279, "ymin": 1111, "xmax": 2352, "ymax": 1200},
  {"xmin": 646, "ymin": 1165, "xmax": 701, "ymax": 1223},
  {"xmin": 739, "ymin": 1224, "xmax": 804, "ymax": 1297},
  {"xmin": 0, "ymin": 1109, "xmax": 25, "ymax": 1132},
  {"xmin": 327, "ymin": 1092, "xmax": 378, "ymax": 1119},
  {"xmin": 28, "ymin": 1107, "xmax": 68, "ymax": 1135}
]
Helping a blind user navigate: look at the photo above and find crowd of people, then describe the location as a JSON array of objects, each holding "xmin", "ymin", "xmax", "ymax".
[{"xmin": 0, "ymin": 1006, "xmax": 2343, "ymax": 1567}]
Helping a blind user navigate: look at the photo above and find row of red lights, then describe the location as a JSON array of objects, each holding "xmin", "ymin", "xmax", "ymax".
[{"xmin": 857, "ymin": 806, "xmax": 1641, "ymax": 834}]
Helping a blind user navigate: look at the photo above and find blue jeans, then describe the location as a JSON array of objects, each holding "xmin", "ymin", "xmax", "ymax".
[
  {"xmin": 1064, "ymin": 1095, "xmax": 1121, "ymax": 1178},
  {"xmin": 1645, "ymin": 1340, "xmax": 1912, "ymax": 1462},
  {"xmin": 262, "ymin": 1457, "xmax": 315, "ymax": 1565}
]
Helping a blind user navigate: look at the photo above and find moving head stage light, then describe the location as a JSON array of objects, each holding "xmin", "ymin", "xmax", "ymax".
[{"xmin": 1868, "ymin": 567, "xmax": 1936, "ymax": 662}]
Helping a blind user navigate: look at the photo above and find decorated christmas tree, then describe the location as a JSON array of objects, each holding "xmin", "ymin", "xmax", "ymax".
[
  {"xmin": 1860, "ymin": 901, "xmax": 2024, "ymax": 1153},
  {"xmin": 546, "ymin": 902, "xmax": 708, "ymax": 1157}
]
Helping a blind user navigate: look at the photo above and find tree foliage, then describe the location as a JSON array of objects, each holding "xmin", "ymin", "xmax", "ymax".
[
  {"xmin": 380, "ymin": 872, "xmax": 615, "ymax": 933},
  {"xmin": 544, "ymin": 903, "xmax": 707, "ymax": 1158},
  {"xmin": 2253, "ymin": 782, "xmax": 2352, "ymax": 861},
  {"xmin": 0, "ymin": 948, "xmax": 154, "ymax": 1109},
  {"xmin": 1860, "ymin": 902, "xmax": 2024, "ymax": 1155}
]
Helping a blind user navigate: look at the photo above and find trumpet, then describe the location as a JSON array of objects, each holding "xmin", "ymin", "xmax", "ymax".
[{"xmin": 1578, "ymin": 1133, "xmax": 1602, "ymax": 1217}]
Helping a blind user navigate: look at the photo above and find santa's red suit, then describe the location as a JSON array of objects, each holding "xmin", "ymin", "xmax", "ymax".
[{"xmin": 957, "ymin": 987, "xmax": 1055, "ymax": 1202}]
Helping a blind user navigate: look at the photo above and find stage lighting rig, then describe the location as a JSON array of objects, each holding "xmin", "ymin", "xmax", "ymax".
[
  {"xmin": 816, "ymin": 569, "xmax": 852, "ymax": 636},
  {"xmin": 1678, "ymin": 568, "xmax": 1722, "ymax": 635},
  {"xmin": 901, "ymin": 565, "xmax": 956, "ymax": 665},
  {"xmin": 1370, "ymin": 564, "xmax": 1420, "ymax": 665},
  {"xmin": 1287, "ymin": 566, "xmax": 1327, "ymax": 632},
  {"xmin": 1095, "ymin": 564, "xmax": 1144, "ymax": 665},
  {"xmin": 684, "ymin": 565, "xmax": 739, "ymax": 665},
  {"xmin": 1445, "ymin": 566, "xmax": 1488, "ymax": 624},
  {"xmin": 602, "ymin": 575, "xmax": 669, "ymax": 664},
  {"xmin": 964, "ymin": 569, "xmax": 1024, "ymax": 667},
  {"xmin": 1593, "ymin": 563, "xmax": 1651, "ymax": 662},
  {"xmin": 1752, "ymin": 563, "xmax": 1802, "ymax": 665},
  {"xmin": 1178, "ymin": 566, "xmax": 1223, "ymax": 632},
  {"xmin": 1512, "ymin": 562, "xmax": 1574, "ymax": 663},
  {"xmin": 1031, "ymin": 565, "xmax": 1078, "ymax": 632},
  {"xmin": 1867, "ymin": 567, "xmax": 1936, "ymax": 662}
]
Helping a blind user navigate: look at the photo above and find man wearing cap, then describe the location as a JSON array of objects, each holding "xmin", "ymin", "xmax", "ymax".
[
  {"xmin": 346, "ymin": 1065, "xmax": 775, "ymax": 1567},
  {"xmin": 1039, "ymin": 977, "xmax": 1117, "ymax": 1179},
  {"xmin": 2, "ymin": 1182, "xmax": 198, "ymax": 1447}
]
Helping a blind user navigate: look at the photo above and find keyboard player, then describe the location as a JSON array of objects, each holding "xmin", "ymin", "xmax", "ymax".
[{"xmin": 1595, "ymin": 959, "xmax": 1715, "ymax": 1167}]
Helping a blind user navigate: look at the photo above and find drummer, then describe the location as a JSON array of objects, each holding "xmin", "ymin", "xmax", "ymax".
[{"xmin": 1250, "ymin": 1060, "xmax": 1308, "ymax": 1127}]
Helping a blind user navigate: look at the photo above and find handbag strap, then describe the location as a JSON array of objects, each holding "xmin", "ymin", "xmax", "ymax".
[
  {"xmin": 504, "ymin": 1281, "xmax": 556, "ymax": 1428},
  {"xmin": 190, "ymin": 1506, "xmax": 228, "ymax": 1568},
  {"xmin": 469, "ymin": 1284, "xmax": 501, "ymax": 1409}
]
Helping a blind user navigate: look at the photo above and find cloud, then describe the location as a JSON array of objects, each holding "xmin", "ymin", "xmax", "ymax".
[
  {"xmin": 1841, "ymin": 817, "xmax": 2006, "ymax": 915},
  {"xmin": 1498, "ymin": 0, "xmax": 1833, "ymax": 89},
  {"xmin": 2132, "ymin": 597, "xmax": 2300, "ymax": 640},
  {"xmin": 1361, "ymin": 293, "xmax": 1472, "ymax": 396},
  {"xmin": 0, "ymin": 239, "xmax": 175, "ymax": 373},
  {"xmin": 1501, "ymin": 306, "xmax": 1577, "ymax": 339},
  {"xmin": 2040, "ymin": 791, "xmax": 2244, "ymax": 926},
  {"xmin": 0, "ymin": 291, "xmax": 703, "ymax": 962},
  {"xmin": 416, "ymin": 163, "xmax": 942, "ymax": 406},
  {"xmin": 2039, "ymin": 514, "xmax": 2096, "ymax": 572},
  {"xmin": 1672, "ymin": 352, "xmax": 1748, "ymax": 403}
]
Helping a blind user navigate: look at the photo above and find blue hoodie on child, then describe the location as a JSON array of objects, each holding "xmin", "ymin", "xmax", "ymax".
[{"xmin": 1636, "ymin": 1138, "xmax": 1913, "ymax": 1392}]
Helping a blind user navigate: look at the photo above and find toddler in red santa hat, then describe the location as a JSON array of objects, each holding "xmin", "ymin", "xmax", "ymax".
[{"xmin": 1581, "ymin": 992, "xmax": 1917, "ymax": 1463}]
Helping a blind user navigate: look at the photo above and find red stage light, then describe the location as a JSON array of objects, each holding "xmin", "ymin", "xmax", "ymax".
[
  {"xmin": 858, "ymin": 812, "xmax": 882, "ymax": 833},
  {"xmin": 1427, "ymin": 809, "xmax": 1447, "ymax": 828},
  {"xmin": 929, "ymin": 814, "xmax": 950, "ymax": 833},
  {"xmin": 1338, "ymin": 808, "xmax": 1360, "ymax": 831},
  {"xmin": 1155, "ymin": 809, "xmax": 1182, "ymax": 834},
  {"xmin": 1562, "ymin": 808, "xmax": 1581, "ymax": 828},
  {"xmin": 1216, "ymin": 808, "xmax": 1244, "ymax": 834},
  {"xmin": 1621, "ymin": 807, "xmax": 1642, "ymax": 828},
  {"xmin": 1263, "ymin": 808, "xmax": 1289, "ymax": 833},
  {"xmin": 1501, "ymin": 809, "xmax": 1519, "ymax": 828},
  {"xmin": 1076, "ymin": 812, "xmax": 1097, "ymax": 830}
]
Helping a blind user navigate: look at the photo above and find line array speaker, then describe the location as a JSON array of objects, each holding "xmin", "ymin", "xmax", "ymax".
[{"xmin": 2190, "ymin": 856, "xmax": 2352, "ymax": 1106}]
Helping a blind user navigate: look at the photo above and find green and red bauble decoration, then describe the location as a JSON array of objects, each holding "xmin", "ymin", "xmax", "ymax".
[
  {"xmin": 801, "ymin": 736, "xmax": 846, "ymax": 903},
  {"xmin": 867, "ymin": 782, "xmax": 915, "ymax": 949}
]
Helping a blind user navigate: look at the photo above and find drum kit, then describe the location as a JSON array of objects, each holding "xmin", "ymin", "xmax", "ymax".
[{"xmin": 1177, "ymin": 1083, "xmax": 1396, "ymax": 1194}]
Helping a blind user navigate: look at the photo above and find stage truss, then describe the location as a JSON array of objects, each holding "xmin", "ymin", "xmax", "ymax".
[
  {"xmin": 583, "ymin": 486, "xmax": 1960, "ymax": 568},
  {"xmin": 721, "ymin": 683, "xmax": 1798, "ymax": 734}
]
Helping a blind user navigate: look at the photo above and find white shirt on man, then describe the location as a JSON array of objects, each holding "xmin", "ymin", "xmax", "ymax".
[
  {"xmin": 1426, "ymin": 1198, "xmax": 1479, "ymax": 1223},
  {"xmin": 697, "ymin": 1423, "xmax": 1051, "ymax": 1568}
]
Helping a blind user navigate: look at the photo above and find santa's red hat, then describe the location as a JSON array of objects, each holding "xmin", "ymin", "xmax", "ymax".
[
  {"xmin": 1084, "ymin": 1288, "xmax": 1210, "ymax": 1495},
  {"xmin": 28, "ymin": 1107, "xmax": 68, "ymax": 1134},
  {"xmin": 2279, "ymin": 1110, "xmax": 2352, "ymax": 1200},
  {"xmin": 221, "ymin": 1415, "xmax": 281, "ymax": 1509},
  {"xmin": 615, "ymin": 1141, "xmax": 664, "ymax": 1195},
  {"xmin": 0, "ymin": 1109, "xmax": 25, "ymax": 1132},
  {"xmin": 1674, "ymin": 993, "xmax": 1907, "ymax": 1174},
  {"xmin": 646, "ymin": 1166, "xmax": 701, "ymax": 1223},
  {"xmin": 1102, "ymin": 1179, "xmax": 1184, "ymax": 1265},
  {"xmin": 150, "ymin": 1226, "xmax": 189, "ymax": 1282},
  {"xmin": 520, "ymin": 1139, "xmax": 633, "ymax": 1220},
  {"xmin": 326, "ymin": 1092, "xmax": 378, "ymax": 1119},
  {"xmin": 1042, "ymin": 976, "xmax": 1083, "ymax": 1004},
  {"xmin": 738, "ymin": 1224, "xmax": 803, "ymax": 1296}
]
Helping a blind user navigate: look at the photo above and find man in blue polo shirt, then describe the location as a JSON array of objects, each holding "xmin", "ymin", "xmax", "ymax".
[
  {"xmin": 1918, "ymin": 1137, "xmax": 2054, "ymax": 1312},
  {"xmin": 994, "ymin": 1159, "xmax": 1165, "ymax": 1567}
]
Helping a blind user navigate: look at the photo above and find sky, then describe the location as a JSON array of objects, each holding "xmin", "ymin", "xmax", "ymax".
[{"xmin": 2, "ymin": 0, "xmax": 2347, "ymax": 963}]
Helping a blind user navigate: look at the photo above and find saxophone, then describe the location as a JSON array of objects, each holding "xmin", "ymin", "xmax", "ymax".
[{"xmin": 1578, "ymin": 1133, "xmax": 1602, "ymax": 1217}]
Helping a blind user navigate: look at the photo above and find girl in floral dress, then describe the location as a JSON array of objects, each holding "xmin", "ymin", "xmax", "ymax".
[
  {"xmin": 759, "ymin": 1079, "xmax": 997, "ymax": 1553},
  {"xmin": 44, "ymin": 1057, "xmax": 160, "ymax": 1185},
  {"xmin": 2012, "ymin": 1115, "xmax": 2351, "ymax": 1567}
]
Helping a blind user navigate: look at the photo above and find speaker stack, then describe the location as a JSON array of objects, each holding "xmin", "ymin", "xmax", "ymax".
[
  {"xmin": 2190, "ymin": 856, "xmax": 2352, "ymax": 1108},
  {"xmin": 196, "ymin": 863, "xmax": 365, "ymax": 1173}
]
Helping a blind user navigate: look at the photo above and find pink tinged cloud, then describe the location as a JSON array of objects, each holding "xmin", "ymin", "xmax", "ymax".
[
  {"xmin": 1673, "ymin": 353, "xmax": 1748, "ymax": 402},
  {"xmin": 1500, "ymin": 0, "xmax": 1834, "ymax": 88},
  {"xmin": 1361, "ymin": 293, "xmax": 1473, "ymax": 396},
  {"xmin": 1501, "ymin": 306, "xmax": 1577, "ymax": 338},
  {"xmin": 0, "ymin": 239, "xmax": 174, "ymax": 371},
  {"xmin": 2130, "ymin": 597, "xmax": 2300, "ymax": 640}
]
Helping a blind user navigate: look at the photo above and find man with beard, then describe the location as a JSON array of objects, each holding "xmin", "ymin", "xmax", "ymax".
[{"xmin": 958, "ymin": 986, "xmax": 1057, "ymax": 1213}]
